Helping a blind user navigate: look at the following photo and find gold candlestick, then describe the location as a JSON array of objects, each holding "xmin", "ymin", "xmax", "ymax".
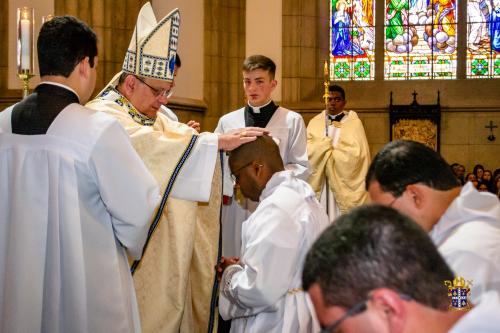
[
  {"xmin": 323, "ymin": 60, "xmax": 330, "ymax": 109},
  {"xmin": 323, "ymin": 60, "xmax": 331, "ymax": 135},
  {"xmin": 17, "ymin": 70, "xmax": 35, "ymax": 98}
]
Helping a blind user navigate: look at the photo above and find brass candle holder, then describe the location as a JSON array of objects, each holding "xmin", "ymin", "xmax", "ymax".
[{"xmin": 17, "ymin": 70, "xmax": 35, "ymax": 98}]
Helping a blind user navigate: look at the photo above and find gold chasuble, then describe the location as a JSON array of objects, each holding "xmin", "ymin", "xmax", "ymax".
[
  {"xmin": 307, "ymin": 110, "xmax": 370, "ymax": 214},
  {"xmin": 87, "ymin": 87, "xmax": 221, "ymax": 333}
]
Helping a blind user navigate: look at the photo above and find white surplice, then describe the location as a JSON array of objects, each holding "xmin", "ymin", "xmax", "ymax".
[
  {"xmin": 219, "ymin": 171, "xmax": 328, "ymax": 333},
  {"xmin": 215, "ymin": 106, "xmax": 310, "ymax": 257},
  {"xmin": 449, "ymin": 291, "xmax": 500, "ymax": 333},
  {"xmin": 0, "ymin": 103, "xmax": 159, "ymax": 333},
  {"xmin": 159, "ymin": 105, "xmax": 179, "ymax": 122},
  {"xmin": 429, "ymin": 182, "xmax": 500, "ymax": 304}
]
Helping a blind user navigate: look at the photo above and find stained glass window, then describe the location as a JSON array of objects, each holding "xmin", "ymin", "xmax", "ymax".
[
  {"xmin": 329, "ymin": 0, "xmax": 376, "ymax": 80},
  {"xmin": 466, "ymin": 0, "xmax": 500, "ymax": 78},
  {"xmin": 384, "ymin": 1, "xmax": 457, "ymax": 80}
]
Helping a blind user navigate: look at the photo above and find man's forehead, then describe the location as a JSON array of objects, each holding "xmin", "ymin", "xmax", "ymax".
[
  {"xmin": 329, "ymin": 91, "xmax": 343, "ymax": 98},
  {"xmin": 145, "ymin": 77, "xmax": 172, "ymax": 88},
  {"xmin": 243, "ymin": 69, "xmax": 271, "ymax": 80}
]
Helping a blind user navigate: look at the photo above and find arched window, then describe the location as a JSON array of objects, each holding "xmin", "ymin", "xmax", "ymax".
[
  {"xmin": 384, "ymin": 0, "xmax": 457, "ymax": 79},
  {"xmin": 466, "ymin": 0, "xmax": 500, "ymax": 78},
  {"xmin": 330, "ymin": 0, "xmax": 376, "ymax": 80}
]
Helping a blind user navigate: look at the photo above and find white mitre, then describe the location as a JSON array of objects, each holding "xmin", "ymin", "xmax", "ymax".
[{"xmin": 122, "ymin": 2, "xmax": 180, "ymax": 82}]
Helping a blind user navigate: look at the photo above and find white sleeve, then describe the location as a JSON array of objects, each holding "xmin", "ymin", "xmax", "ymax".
[
  {"xmin": 91, "ymin": 121, "xmax": 160, "ymax": 259},
  {"xmin": 214, "ymin": 118, "xmax": 235, "ymax": 197},
  {"xmin": 219, "ymin": 204, "xmax": 303, "ymax": 319},
  {"xmin": 0, "ymin": 106, "xmax": 14, "ymax": 133},
  {"xmin": 285, "ymin": 116, "xmax": 310, "ymax": 181},
  {"xmin": 170, "ymin": 132, "xmax": 219, "ymax": 202}
]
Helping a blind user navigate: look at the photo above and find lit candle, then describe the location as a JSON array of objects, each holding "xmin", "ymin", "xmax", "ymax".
[{"xmin": 20, "ymin": 15, "xmax": 31, "ymax": 71}]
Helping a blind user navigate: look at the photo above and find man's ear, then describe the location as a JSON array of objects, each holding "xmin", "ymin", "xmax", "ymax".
[
  {"xmin": 252, "ymin": 161, "xmax": 264, "ymax": 177},
  {"xmin": 370, "ymin": 288, "xmax": 407, "ymax": 332},
  {"xmin": 271, "ymin": 79, "xmax": 277, "ymax": 90},
  {"xmin": 78, "ymin": 57, "xmax": 91, "ymax": 79},
  {"xmin": 122, "ymin": 74, "xmax": 137, "ymax": 95},
  {"xmin": 405, "ymin": 184, "xmax": 424, "ymax": 209}
]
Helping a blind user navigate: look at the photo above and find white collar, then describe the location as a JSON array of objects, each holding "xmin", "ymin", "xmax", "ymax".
[
  {"xmin": 429, "ymin": 182, "xmax": 500, "ymax": 245},
  {"xmin": 259, "ymin": 170, "xmax": 314, "ymax": 202},
  {"xmin": 38, "ymin": 81, "xmax": 81, "ymax": 102},
  {"xmin": 248, "ymin": 99, "xmax": 272, "ymax": 114}
]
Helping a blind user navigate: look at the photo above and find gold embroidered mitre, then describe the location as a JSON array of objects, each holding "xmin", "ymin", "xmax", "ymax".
[{"xmin": 122, "ymin": 2, "xmax": 180, "ymax": 82}]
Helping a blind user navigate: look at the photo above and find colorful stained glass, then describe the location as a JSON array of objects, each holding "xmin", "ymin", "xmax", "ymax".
[
  {"xmin": 330, "ymin": 0, "xmax": 375, "ymax": 80},
  {"xmin": 384, "ymin": 0, "xmax": 457, "ymax": 80},
  {"xmin": 466, "ymin": 0, "xmax": 500, "ymax": 78}
]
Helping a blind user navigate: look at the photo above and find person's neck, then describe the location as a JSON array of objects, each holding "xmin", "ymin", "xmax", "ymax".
[
  {"xmin": 40, "ymin": 75, "xmax": 80, "ymax": 102},
  {"xmin": 327, "ymin": 109, "xmax": 344, "ymax": 116},
  {"xmin": 426, "ymin": 187, "xmax": 461, "ymax": 230},
  {"xmin": 405, "ymin": 304, "xmax": 467, "ymax": 333},
  {"xmin": 248, "ymin": 99, "xmax": 272, "ymax": 108}
]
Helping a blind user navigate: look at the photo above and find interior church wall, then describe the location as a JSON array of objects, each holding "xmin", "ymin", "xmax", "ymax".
[
  {"xmin": 279, "ymin": 0, "xmax": 499, "ymax": 171},
  {"xmin": 0, "ymin": 0, "xmax": 498, "ymax": 171}
]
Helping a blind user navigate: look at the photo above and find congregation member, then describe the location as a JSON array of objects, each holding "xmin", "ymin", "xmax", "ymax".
[
  {"xmin": 87, "ymin": 3, "xmax": 266, "ymax": 332},
  {"xmin": 307, "ymin": 84, "xmax": 370, "ymax": 222},
  {"xmin": 215, "ymin": 54, "xmax": 309, "ymax": 258},
  {"xmin": 303, "ymin": 205, "xmax": 500, "ymax": 333},
  {"xmin": 451, "ymin": 162, "xmax": 466, "ymax": 185},
  {"xmin": 217, "ymin": 135, "xmax": 328, "ymax": 333},
  {"xmin": 0, "ymin": 16, "xmax": 159, "ymax": 332},
  {"xmin": 366, "ymin": 140, "xmax": 500, "ymax": 303},
  {"xmin": 473, "ymin": 163, "xmax": 485, "ymax": 182}
]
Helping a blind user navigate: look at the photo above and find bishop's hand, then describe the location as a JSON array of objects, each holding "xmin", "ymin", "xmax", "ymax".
[{"xmin": 218, "ymin": 127, "xmax": 269, "ymax": 151}]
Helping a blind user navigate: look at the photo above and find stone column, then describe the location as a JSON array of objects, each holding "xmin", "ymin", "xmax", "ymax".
[{"xmin": 203, "ymin": 0, "xmax": 246, "ymax": 131}]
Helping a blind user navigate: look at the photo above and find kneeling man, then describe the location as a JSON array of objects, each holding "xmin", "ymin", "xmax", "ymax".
[{"xmin": 218, "ymin": 135, "xmax": 329, "ymax": 332}]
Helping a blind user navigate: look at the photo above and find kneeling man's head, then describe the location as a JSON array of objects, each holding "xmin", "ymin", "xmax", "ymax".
[
  {"xmin": 303, "ymin": 205, "xmax": 454, "ymax": 333},
  {"xmin": 228, "ymin": 135, "xmax": 284, "ymax": 202}
]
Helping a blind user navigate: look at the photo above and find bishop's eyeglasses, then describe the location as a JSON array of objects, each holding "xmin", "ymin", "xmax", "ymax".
[{"xmin": 135, "ymin": 76, "xmax": 173, "ymax": 98}]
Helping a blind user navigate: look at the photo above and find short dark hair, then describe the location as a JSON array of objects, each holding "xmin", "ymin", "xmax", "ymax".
[
  {"xmin": 365, "ymin": 140, "xmax": 460, "ymax": 197},
  {"xmin": 228, "ymin": 135, "xmax": 284, "ymax": 172},
  {"xmin": 242, "ymin": 55, "xmax": 276, "ymax": 79},
  {"xmin": 38, "ymin": 16, "xmax": 98, "ymax": 77},
  {"xmin": 302, "ymin": 205, "xmax": 454, "ymax": 310},
  {"xmin": 328, "ymin": 84, "xmax": 345, "ymax": 100}
]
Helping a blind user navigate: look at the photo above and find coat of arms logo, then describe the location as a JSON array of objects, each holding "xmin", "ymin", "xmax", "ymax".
[{"xmin": 444, "ymin": 277, "xmax": 473, "ymax": 311}]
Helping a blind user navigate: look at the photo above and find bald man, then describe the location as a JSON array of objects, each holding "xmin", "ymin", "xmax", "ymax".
[{"xmin": 217, "ymin": 136, "xmax": 329, "ymax": 333}]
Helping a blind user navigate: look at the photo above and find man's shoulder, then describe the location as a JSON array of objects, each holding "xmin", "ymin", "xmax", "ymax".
[
  {"xmin": 50, "ymin": 103, "xmax": 123, "ymax": 142},
  {"xmin": 439, "ymin": 218, "xmax": 500, "ymax": 261},
  {"xmin": 309, "ymin": 111, "xmax": 325, "ymax": 122},
  {"xmin": 449, "ymin": 291, "xmax": 500, "ymax": 333},
  {"xmin": 219, "ymin": 107, "xmax": 245, "ymax": 121},
  {"xmin": 261, "ymin": 180, "xmax": 307, "ymax": 214},
  {"xmin": 276, "ymin": 106, "xmax": 302, "ymax": 119},
  {"xmin": 0, "ymin": 105, "xmax": 15, "ymax": 132}
]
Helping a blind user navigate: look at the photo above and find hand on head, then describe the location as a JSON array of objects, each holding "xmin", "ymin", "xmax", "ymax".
[{"xmin": 218, "ymin": 127, "xmax": 269, "ymax": 151}]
